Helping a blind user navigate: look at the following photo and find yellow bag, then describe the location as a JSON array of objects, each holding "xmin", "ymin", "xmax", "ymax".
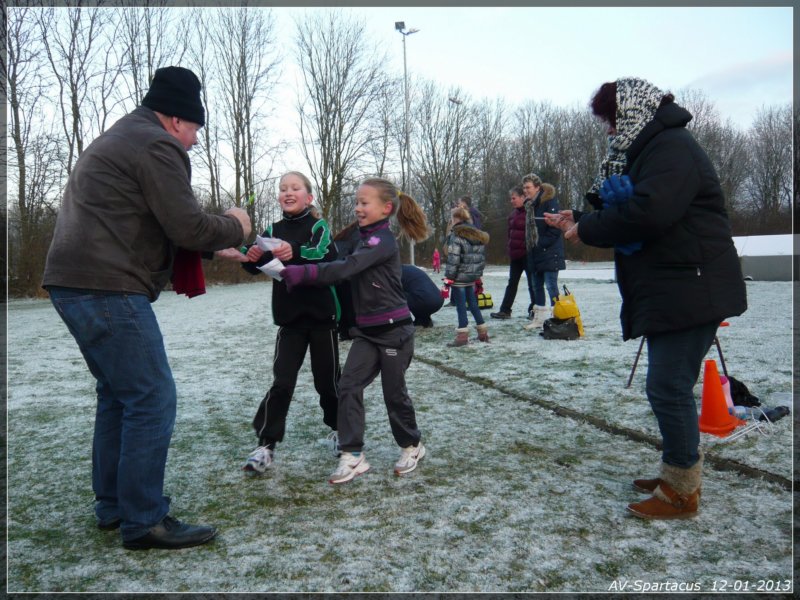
[{"xmin": 553, "ymin": 285, "xmax": 584, "ymax": 336}]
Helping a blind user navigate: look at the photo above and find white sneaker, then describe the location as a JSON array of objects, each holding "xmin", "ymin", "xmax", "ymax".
[
  {"xmin": 394, "ymin": 443, "xmax": 426, "ymax": 475},
  {"xmin": 328, "ymin": 452, "xmax": 370, "ymax": 484},
  {"xmin": 326, "ymin": 431, "xmax": 342, "ymax": 457},
  {"xmin": 243, "ymin": 446, "xmax": 273, "ymax": 473}
]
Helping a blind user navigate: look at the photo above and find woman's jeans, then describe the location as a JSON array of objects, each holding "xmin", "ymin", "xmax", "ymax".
[
  {"xmin": 645, "ymin": 321, "xmax": 718, "ymax": 468},
  {"xmin": 531, "ymin": 270, "xmax": 559, "ymax": 306},
  {"xmin": 451, "ymin": 284, "xmax": 485, "ymax": 328},
  {"xmin": 48, "ymin": 287, "xmax": 176, "ymax": 541},
  {"xmin": 499, "ymin": 255, "xmax": 534, "ymax": 313}
]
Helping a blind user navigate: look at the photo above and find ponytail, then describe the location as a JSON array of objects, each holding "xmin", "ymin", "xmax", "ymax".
[
  {"xmin": 396, "ymin": 191, "xmax": 430, "ymax": 242},
  {"xmin": 334, "ymin": 220, "xmax": 359, "ymax": 241},
  {"xmin": 360, "ymin": 177, "xmax": 430, "ymax": 243}
]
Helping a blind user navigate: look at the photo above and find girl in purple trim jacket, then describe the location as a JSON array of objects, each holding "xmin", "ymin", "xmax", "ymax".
[{"xmin": 281, "ymin": 177, "xmax": 430, "ymax": 485}]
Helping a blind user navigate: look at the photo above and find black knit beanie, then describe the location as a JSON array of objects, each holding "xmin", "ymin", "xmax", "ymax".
[{"xmin": 141, "ymin": 66, "xmax": 205, "ymax": 126}]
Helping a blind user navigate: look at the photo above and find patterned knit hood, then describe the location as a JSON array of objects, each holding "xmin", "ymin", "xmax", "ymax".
[{"xmin": 587, "ymin": 78, "xmax": 665, "ymax": 197}]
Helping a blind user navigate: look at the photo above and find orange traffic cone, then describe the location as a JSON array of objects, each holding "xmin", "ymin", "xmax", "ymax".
[{"xmin": 699, "ymin": 359, "xmax": 745, "ymax": 436}]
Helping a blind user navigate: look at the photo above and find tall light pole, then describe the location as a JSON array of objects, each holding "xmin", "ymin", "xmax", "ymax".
[{"xmin": 395, "ymin": 21, "xmax": 419, "ymax": 264}]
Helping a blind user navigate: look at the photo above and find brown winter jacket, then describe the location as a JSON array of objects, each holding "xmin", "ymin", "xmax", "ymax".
[{"xmin": 43, "ymin": 107, "xmax": 244, "ymax": 300}]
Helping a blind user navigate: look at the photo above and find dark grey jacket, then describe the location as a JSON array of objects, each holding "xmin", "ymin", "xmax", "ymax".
[
  {"xmin": 43, "ymin": 106, "xmax": 244, "ymax": 300},
  {"xmin": 577, "ymin": 102, "xmax": 747, "ymax": 340},
  {"xmin": 444, "ymin": 223, "xmax": 490, "ymax": 285},
  {"xmin": 311, "ymin": 219, "xmax": 411, "ymax": 328}
]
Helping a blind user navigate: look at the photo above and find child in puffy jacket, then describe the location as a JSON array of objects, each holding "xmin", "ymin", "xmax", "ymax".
[{"xmin": 444, "ymin": 206, "xmax": 490, "ymax": 346}]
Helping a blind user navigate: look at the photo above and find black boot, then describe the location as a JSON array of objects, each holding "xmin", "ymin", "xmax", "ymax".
[{"xmin": 123, "ymin": 515, "xmax": 217, "ymax": 550}]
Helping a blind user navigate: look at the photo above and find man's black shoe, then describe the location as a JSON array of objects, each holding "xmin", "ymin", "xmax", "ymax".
[
  {"xmin": 490, "ymin": 310, "xmax": 511, "ymax": 319},
  {"xmin": 97, "ymin": 517, "xmax": 122, "ymax": 531},
  {"xmin": 122, "ymin": 515, "xmax": 217, "ymax": 550}
]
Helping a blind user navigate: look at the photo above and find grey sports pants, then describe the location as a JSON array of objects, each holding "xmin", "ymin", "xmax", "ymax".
[{"xmin": 337, "ymin": 324, "xmax": 421, "ymax": 452}]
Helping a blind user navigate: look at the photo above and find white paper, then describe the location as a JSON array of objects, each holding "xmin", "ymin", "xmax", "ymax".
[
  {"xmin": 257, "ymin": 257, "xmax": 284, "ymax": 280},
  {"xmin": 255, "ymin": 235, "xmax": 282, "ymax": 252}
]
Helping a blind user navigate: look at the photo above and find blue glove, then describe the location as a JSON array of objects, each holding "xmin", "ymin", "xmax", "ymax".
[
  {"xmin": 280, "ymin": 264, "xmax": 318, "ymax": 292},
  {"xmin": 599, "ymin": 175, "xmax": 642, "ymax": 256},
  {"xmin": 599, "ymin": 174, "xmax": 634, "ymax": 207}
]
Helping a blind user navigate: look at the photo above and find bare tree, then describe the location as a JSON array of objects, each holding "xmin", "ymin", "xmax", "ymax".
[
  {"xmin": 470, "ymin": 98, "xmax": 507, "ymax": 218},
  {"xmin": 364, "ymin": 75, "xmax": 405, "ymax": 180},
  {"xmin": 508, "ymin": 101, "xmax": 538, "ymax": 178},
  {"xmin": 37, "ymin": 3, "xmax": 111, "ymax": 173},
  {"xmin": 118, "ymin": 1, "xmax": 188, "ymax": 105},
  {"xmin": 745, "ymin": 104, "xmax": 792, "ymax": 231},
  {"xmin": 294, "ymin": 10, "xmax": 390, "ymax": 232},
  {"xmin": 565, "ymin": 108, "xmax": 607, "ymax": 210},
  {"xmin": 180, "ymin": 8, "xmax": 225, "ymax": 212},
  {"xmin": 207, "ymin": 5, "xmax": 281, "ymax": 231},
  {"xmin": 681, "ymin": 88, "xmax": 750, "ymax": 216},
  {"xmin": 413, "ymin": 82, "xmax": 479, "ymax": 249},
  {"xmin": 7, "ymin": 6, "xmax": 65, "ymax": 294}
]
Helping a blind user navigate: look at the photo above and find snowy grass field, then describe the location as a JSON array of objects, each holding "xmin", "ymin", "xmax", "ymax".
[{"xmin": 6, "ymin": 263, "xmax": 795, "ymax": 593}]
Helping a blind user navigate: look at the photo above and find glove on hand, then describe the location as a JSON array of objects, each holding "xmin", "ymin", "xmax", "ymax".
[
  {"xmin": 599, "ymin": 174, "xmax": 642, "ymax": 256},
  {"xmin": 440, "ymin": 278, "xmax": 454, "ymax": 299},
  {"xmin": 280, "ymin": 264, "xmax": 318, "ymax": 292},
  {"xmin": 599, "ymin": 174, "xmax": 634, "ymax": 206}
]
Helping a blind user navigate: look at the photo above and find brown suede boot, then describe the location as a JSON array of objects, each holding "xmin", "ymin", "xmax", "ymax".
[
  {"xmin": 627, "ymin": 456, "xmax": 702, "ymax": 520},
  {"xmin": 633, "ymin": 477, "xmax": 702, "ymax": 497},
  {"xmin": 447, "ymin": 327, "xmax": 469, "ymax": 347},
  {"xmin": 476, "ymin": 323, "xmax": 489, "ymax": 342}
]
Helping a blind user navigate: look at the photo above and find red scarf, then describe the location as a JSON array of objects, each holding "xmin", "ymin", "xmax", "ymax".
[{"xmin": 171, "ymin": 247, "xmax": 206, "ymax": 298}]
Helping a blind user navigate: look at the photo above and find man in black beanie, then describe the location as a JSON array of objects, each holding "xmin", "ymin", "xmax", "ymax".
[{"xmin": 43, "ymin": 66, "xmax": 251, "ymax": 550}]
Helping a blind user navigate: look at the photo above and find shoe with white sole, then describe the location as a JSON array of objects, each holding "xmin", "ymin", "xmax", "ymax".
[
  {"xmin": 328, "ymin": 452, "xmax": 370, "ymax": 484},
  {"xmin": 243, "ymin": 445, "xmax": 273, "ymax": 473},
  {"xmin": 394, "ymin": 443, "xmax": 426, "ymax": 475}
]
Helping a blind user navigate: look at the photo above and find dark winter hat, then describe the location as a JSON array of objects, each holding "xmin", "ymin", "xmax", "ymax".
[{"xmin": 142, "ymin": 66, "xmax": 205, "ymax": 126}]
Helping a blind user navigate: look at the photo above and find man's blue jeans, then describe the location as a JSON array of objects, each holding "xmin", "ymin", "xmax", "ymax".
[
  {"xmin": 48, "ymin": 287, "xmax": 175, "ymax": 541},
  {"xmin": 645, "ymin": 321, "xmax": 718, "ymax": 468},
  {"xmin": 451, "ymin": 284, "xmax": 485, "ymax": 329},
  {"xmin": 531, "ymin": 270, "xmax": 559, "ymax": 306}
]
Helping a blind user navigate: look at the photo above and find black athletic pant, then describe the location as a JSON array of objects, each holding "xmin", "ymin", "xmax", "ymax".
[
  {"xmin": 253, "ymin": 326, "xmax": 340, "ymax": 447},
  {"xmin": 499, "ymin": 255, "xmax": 534, "ymax": 313}
]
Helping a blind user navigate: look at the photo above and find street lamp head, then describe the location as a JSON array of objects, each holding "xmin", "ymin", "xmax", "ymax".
[
  {"xmin": 395, "ymin": 21, "xmax": 405, "ymax": 31},
  {"xmin": 408, "ymin": 28, "xmax": 420, "ymax": 34}
]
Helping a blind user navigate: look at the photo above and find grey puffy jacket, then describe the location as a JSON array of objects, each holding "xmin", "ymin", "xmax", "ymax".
[{"xmin": 444, "ymin": 223, "xmax": 490, "ymax": 285}]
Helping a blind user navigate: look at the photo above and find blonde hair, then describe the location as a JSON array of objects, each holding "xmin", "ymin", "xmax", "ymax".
[
  {"xmin": 281, "ymin": 171, "xmax": 313, "ymax": 194},
  {"xmin": 522, "ymin": 173, "xmax": 543, "ymax": 187},
  {"xmin": 450, "ymin": 206, "xmax": 472, "ymax": 223},
  {"xmin": 360, "ymin": 177, "xmax": 429, "ymax": 242}
]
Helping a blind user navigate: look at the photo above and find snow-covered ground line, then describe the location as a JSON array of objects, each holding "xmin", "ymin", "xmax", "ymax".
[{"xmin": 6, "ymin": 264, "xmax": 793, "ymax": 593}]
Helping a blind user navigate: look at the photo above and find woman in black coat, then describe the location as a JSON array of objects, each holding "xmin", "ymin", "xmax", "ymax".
[{"xmin": 546, "ymin": 77, "xmax": 746, "ymax": 520}]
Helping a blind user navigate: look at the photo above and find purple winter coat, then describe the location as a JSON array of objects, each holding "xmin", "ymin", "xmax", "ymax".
[{"xmin": 507, "ymin": 207, "xmax": 527, "ymax": 260}]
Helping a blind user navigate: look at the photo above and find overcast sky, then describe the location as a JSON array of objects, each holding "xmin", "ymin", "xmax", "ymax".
[{"xmin": 278, "ymin": 5, "xmax": 792, "ymax": 130}]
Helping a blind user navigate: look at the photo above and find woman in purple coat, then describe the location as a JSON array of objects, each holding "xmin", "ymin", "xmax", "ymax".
[{"xmin": 491, "ymin": 185, "xmax": 534, "ymax": 319}]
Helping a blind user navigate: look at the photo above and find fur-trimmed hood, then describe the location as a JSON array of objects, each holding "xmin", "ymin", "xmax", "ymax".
[
  {"xmin": 538, "ymin": 183, "xmax": 556, "ymax": 204},
  {"xmin": 452, "ymin": 223, "xmax": 490, "ymax": 245}
]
